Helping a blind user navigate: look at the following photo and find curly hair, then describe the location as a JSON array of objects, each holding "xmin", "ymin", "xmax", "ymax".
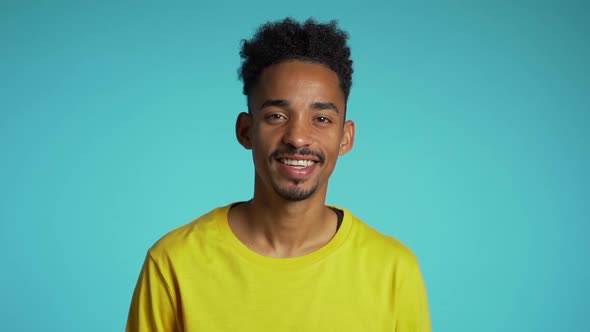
[{"xmin": 238, "ymin": 17, "xmax": 353, "ymax": 101}]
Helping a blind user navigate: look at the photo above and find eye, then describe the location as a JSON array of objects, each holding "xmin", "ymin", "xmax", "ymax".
[
  {"xmin": 315, "ymin": 116, "xmax": 333, "ymax": 124},
  {"xmin": 264, "ymin": 113, "xmax": 287, "ymax": 123}
]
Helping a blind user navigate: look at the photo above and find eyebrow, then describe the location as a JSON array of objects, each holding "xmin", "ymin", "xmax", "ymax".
[
  {"xmin": 259, "ymin": 99, "xmax": 340, "ymax": 114},
  {"xmin": 259, "ymin": 99, "xmax": 290, "ymax": 110},
  {"xmin": 311, "ymin": 101, "xmax": 340, "ymax": 114}
]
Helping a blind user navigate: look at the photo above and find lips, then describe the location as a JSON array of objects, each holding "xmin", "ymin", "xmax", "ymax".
[
  {"xmin": 270, "ymin": 147, "xmax": 325, "ymax": 164},
  {"xmin": 274, "ymin": 155, "xmax": 319, "ymax": 180},
  {"xmin": 269, "ymin": 147, "xmax": 325, "ymax": 180}
]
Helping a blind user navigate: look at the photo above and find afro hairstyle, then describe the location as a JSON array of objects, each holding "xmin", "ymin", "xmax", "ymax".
[{"xmin": 238, "ymin": 17, "xmax": 353, "ymax": 101}]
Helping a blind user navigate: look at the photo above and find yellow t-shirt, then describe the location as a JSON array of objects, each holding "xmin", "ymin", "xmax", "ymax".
[{"xmin": 126, "ymin": 204, "xmax": 431, "ymax": 331}]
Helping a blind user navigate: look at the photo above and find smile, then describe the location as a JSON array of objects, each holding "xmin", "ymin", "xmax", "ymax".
[{"xmin": 278, "ymin": 158, "xmax": 316, "ymax": 167}]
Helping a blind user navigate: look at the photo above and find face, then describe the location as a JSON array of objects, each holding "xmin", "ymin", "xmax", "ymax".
[{"xmin": 236, "ymin": 60, "xmax": 355, "ymax": 202}]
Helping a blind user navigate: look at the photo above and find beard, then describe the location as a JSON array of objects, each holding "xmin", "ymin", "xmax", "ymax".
[
  {"xmin": 264, "ymin": 146, "xmax": 325, "ymax": 201},
  {"xmin": 271, "ymin": 178, "xmax": 319, "ymax": 201}
]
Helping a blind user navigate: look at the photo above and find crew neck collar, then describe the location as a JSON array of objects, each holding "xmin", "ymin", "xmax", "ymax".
[{"xmin": 216, "ymin": 203, "xmax": 353, "ymax": 270}]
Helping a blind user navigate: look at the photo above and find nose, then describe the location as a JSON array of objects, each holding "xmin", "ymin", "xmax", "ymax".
[{"xmin": 282, "ymin": 116, "xmax": 312, "ymax": 148}]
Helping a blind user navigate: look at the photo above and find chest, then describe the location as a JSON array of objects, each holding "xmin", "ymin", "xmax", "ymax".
[{"xmin": 174, "ymin": 256, "xmax": 398, "ymax": 331}]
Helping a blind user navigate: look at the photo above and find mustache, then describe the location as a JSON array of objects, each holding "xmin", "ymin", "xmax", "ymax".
[{"xmin": 270, "ymin": 146, "xmax": 326, "ymax": 164}]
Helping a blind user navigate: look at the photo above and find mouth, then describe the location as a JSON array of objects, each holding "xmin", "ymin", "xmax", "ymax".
[
  {"xmin": 273, "ymin": 154, "xmax": 320, "ymax": 180},
  {"xmin": 270, "ymin": 147, "xmax": 324, "ymax": 179},
  {"xmin": 277, "ymin": 158, "xmax": 317, "ymax": 168},
  {"xmin": 271, "ymin": 147, "xmax": 325, "ymax": 165}
]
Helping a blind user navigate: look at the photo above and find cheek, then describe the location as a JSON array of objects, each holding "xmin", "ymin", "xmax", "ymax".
[{"xmin": 251, "ymin": 138, "xmax": 273, "ymax": 162}]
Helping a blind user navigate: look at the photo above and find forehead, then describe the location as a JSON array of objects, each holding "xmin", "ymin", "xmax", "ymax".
[{"xmin": 250, "ymin": 60, "xmax": 345, "ymax": 106}]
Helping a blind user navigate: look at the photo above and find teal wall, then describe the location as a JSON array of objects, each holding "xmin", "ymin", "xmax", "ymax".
[{"xmin": 1, "ymin": 1, "xmax": 588, "ymax": 331}]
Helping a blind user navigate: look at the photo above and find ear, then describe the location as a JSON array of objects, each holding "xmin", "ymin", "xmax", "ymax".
[
  {"xmin": 236, "ymin": 112, "xmax": 253, "ymax": 149},
  {"xmin": 338, "ymin": 120, "xmax": 355, "ymax": 155}
]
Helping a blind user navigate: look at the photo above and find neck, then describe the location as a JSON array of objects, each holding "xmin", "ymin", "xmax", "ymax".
[{"xmin": 228, "ymin": 181, "xmax": 338, "ymax": 258}]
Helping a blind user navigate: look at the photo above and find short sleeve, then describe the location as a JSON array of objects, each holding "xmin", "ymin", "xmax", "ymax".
[
  {"xmin": 126, "ymin": 253, "xmax": 179, "ymax": 332},
  {"xmin": 394, "ymin": 261, "xmax": 432, "ymax": 332}
]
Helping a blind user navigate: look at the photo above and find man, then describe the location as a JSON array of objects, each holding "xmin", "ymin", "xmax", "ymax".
[{"xmin": 126, "ymin": 17, "xmax": 431, "ymax": 331}]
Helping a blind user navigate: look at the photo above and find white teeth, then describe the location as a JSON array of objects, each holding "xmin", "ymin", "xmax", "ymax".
[{"xmin": 280, "ymin": 159, "xmax": 315, "ymax": 167}]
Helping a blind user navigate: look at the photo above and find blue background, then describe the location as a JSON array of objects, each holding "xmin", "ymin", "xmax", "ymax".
[{"xmin": 1, "ymin": 1, "xmax": 588, "ymax": 331}]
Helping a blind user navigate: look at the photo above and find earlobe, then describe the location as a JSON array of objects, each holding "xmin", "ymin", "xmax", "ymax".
[
  {"xmin": 236, "ymin": 112, "xmax": 253, "ymax": 149},
  {"xmin": 339, "ymin": 120, "xmax": 355, "ymax": 155}
]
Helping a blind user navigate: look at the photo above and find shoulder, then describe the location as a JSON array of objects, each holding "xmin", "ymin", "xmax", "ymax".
[
  {"xmin": 147, "ymin": 204, "xmax": 231, "ymax": 262},
  {"xmin": 341, "ymin": 207, "xmax": 420, "ymax": 268}
]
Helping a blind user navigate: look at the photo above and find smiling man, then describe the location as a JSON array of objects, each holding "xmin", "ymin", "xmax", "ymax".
[{"xmin": 126, "ymin": 18, "xmax": 431, "ymax": 331}]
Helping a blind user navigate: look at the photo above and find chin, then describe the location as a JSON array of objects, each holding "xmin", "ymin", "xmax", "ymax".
[{"xmin": 273, "ymin": 183, "xmax": 318, "ymax": 201}]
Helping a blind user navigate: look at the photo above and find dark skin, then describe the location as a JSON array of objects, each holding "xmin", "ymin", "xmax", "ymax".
[{"xmin": 230, "ymin": 60, "xmax": 355, "ymax": 258}]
